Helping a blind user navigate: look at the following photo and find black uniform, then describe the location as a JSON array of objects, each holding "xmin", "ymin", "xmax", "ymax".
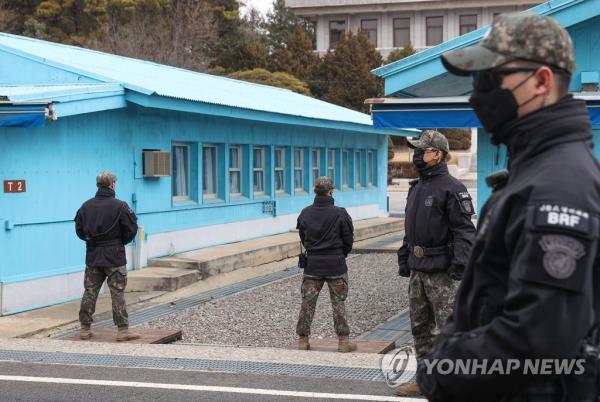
[
  {"xmin": 75, "ymin": 186, "xmax": 138, "ymax": 268},
  {"xmin": 297, "ymin": 195, "xmax": 354, "ymax": 277},
  {"xmin": 397, "ymin": 162, "xmax": 476, "ymax": 276},
  {"xmin": 418, "ymin": 97, "xmax": 600, "ymax": 401}
]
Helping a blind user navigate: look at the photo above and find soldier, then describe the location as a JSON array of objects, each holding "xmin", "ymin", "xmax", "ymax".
[
  {"xmin": 295, "ymin": 176, "xmax": 356, "ymax": 353},
  {"xmin": 395, "ymin": 130, "xmax": 476, "ymax": 396},
  {"xmin": 417, "ymin": 13, "xmax": 600, "ymax": 401},
  {"xmin": 75, "ymin": 172, "xmax": 140, "ymax": 342}
]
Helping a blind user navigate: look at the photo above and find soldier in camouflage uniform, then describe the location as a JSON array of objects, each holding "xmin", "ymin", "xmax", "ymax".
[
  {"xmin": 296, "ymin": 177, "xmax": 356, "ymax": 352},
  {"xmin": 395, "ymin": 130, "xmax": 476, "ymax": 396},
  {"xmin": 75, "ymin": 172, "xmax": 140, "ymax": 342},
  {"xmin": 416, "ymin": 13, "xmax": 600, "ymax": 401}
]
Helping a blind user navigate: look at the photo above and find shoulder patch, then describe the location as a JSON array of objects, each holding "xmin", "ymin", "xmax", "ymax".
[
  {"xmin": 539, "ymin": 235, "xmax": 585, "ymax": 279},
  {"xmin": 454, "ymin": 191, "xmax": 474, "ymax": 215},
  {"xmin": 531, "ymin": 203, "xmax": 594, "ymax": 238}
]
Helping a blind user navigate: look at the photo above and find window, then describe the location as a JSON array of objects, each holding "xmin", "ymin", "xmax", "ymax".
[
  {"xmin": 275, "ymin": 147, "xmax": 285, "ymax": 193},
  {"xmin": 342, "ymin": 150, "xmax": 350, "ymax": 188},
  {"xmin": 360, "ymin": 19, "xmax": 377, "ymax": 47},
  {"xmin": 393, "ymin": 18, "xmax": 410, "ymax": 48},
  {"xmin": 328, "ymin": 149, "xmax": 336, "ymax": 184},
  {"xmin": 426, "ymin": 16, "xmax": 443, "ymax": 46},
  {"xmin": 253, "ymin": 146, "xmax": 265, "ymax": 194},
  {"xmin": 329, "ymin": 20, "xmax": 346, "ymax": 49},
  {"xmin": 229, "ymin": 146, "xmax": 242, "ymax": 196},
  {"xmin": 294, "ymin": 147, "xmax": 304, "ymax": 191},
  {"xmin": 367, "ymin": 150, "xmax": 374, "ymax": 186},
  {"xmin": 172, "ymin": 144, "xmax": 189, "ymax": 200},
  {"xmin": 312, "ymin": 148, "xmax": 321, "ymax": 182},
  {"xmin": 355, "ymin": 150, "xmax": 362, "ymax": 188},
  {"xmin": 203, "ymin": 145, "xmax": 217, "ymax": 198},
  {"xmin": 459, "ymin": 15, "xmax": 477, "ymax": 35}
]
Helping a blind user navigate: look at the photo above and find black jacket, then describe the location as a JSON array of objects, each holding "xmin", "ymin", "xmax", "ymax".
[
  {"xmin": 398, "ymin": 162, "xmax": 476, "ymax": 274},
  {"xmin": 418, "ymin": 96, "xmax": 600, "ymax": 401},
  {"xmin": 75, "ymin": 187, "xmax": 138, "ymax": 268},
  {"xmin": 297, "ymin": 195, "xmax": 354, "ymax": 277}
]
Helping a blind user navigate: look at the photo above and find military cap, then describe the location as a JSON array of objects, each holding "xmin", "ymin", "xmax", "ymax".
[
  {"xmin": 441, "ymin": 12, "xmax": 575, "ymax": 76},
  {"xmin": 407, "ymin": 130, "xmax": 449, "ymax": 153},
  {"xmin": 314, "ymin": 176, "xmax": 334, "ymax": 192}
]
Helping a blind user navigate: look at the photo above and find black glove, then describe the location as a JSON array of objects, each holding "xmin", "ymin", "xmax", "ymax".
[
  {"xmin": 398, "ymin": 263, "xmax": 410, "ymax": 277},
  {"xmin": 448, "ymin": 264, "xmax": 464, "ymax": 281}
]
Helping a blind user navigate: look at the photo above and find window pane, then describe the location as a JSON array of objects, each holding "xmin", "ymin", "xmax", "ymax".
[
  {"xmin": 275, "ymin": 171, "xmax": 284, "ymax": 191},
  {"xmin": 342, "ymin": 151, "xmax": 349, "ymax": 186},
  {"xmin": 229, "ymin": 147, "xmax": 239, "ymax": 169},
  {"xmin": 295, "ymin": 148, "xmax": 302, "ymax": 168},
  {"xmin": 275, "ymin": 149, "xmax": 283, "ymax": 169},
  {"xmin": 230, "ymin": 171, "xmax": 241, "ymax": 194},
  {"xmin": 426, "ymin": 16, "xmax": 443, "ymax": 46},
  {"xmin": 394, "ymin": 28, "xmax": 410, "ymax": 48},
  {"xmin": 253, "ymin": 148, "xmax": 263, "ymax": 168},
  {"xmin": 367, "ymin": 152, "xmax": 373, "ymax": 184},
  {"xmin": 172, "ymin": 145, "xmax": 189, "ymax": 197},
  {"xmin": 254, "ymin": 171, "xmax": 264, "ymax": 192},
  {"xmin": 312, "ymin": 149, "xmax": 319, "ymax": 169},
  {"xmin": 360, "ymin": 19, "xmax": 377, "ymax": 47},
  {"xmin": 393, "ymin": 17, "xmax": 410, "ymax": 29},
  {"xmin": 459, "ymin": 14, "xmax": 477, "ymax": 35},
  {"xmin": 203, "ymin": 147, "xmax": 216, "ymax": 195},
  {"xmin": 355, "ymin": 151, "xmax": 361, "ymax": 186},
  {"xmin": 295, "ymin": 170, "xmax": 303, "ymax": 190},
  {"xmin": 329, "ymin": 20, "xmax": 346, "ymax": 49}
]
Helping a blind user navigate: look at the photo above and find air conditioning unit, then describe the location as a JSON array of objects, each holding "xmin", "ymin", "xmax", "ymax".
[{"xmin": 143, "ymin": 150, "xmax": 171, "ymax": 177}]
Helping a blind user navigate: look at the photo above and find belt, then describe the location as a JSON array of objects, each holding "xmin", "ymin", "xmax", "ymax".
[
  {"xmin": 87, "ymin": 239, "xmax": 122, "ymax": 247},
  {"xmin": 308, "ymin": 248, "xmax": 344, "ymax": 256},
  {"xmin": 411, "ymin": 244, "xmax": 452, "ymax": 258}
]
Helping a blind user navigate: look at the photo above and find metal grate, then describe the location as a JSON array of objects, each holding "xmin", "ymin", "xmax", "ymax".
[{"xmin": 0, "ymin": 349, "xmax": 393, "ymax": 382}]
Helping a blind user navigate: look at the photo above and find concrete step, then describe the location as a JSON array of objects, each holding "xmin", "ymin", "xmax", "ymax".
[
  {"xmin": 127, "ymin": 267, "xmax": 200, "ymax": 292},
  {"xmin": 132, "ymin": 218, "xmax": 403, "ymax": 293}
]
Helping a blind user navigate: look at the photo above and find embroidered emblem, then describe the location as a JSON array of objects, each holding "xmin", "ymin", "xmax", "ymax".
[
  {"xmin": 538, "ymin": 235, "xmax": 586, "ymax": 280},
  {"xmin": 462, "ymin": 201, "xmax": 473, "ymax": 214},
  {"xmin": 425, "ymin": 196, "xmax": 433, "ymax": 207}
]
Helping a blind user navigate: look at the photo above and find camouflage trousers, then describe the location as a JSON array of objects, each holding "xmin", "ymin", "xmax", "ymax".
[
  {"xmin": 296, "ymin": 273, "xmax": 350, "ymax": 338},
  {"xmin": 409, "ymin": 270, "xmax": 455, "ymax": 358},
  {"xmin": 79, "ymin": 265, "xmax": 129, "ymax": 328}
]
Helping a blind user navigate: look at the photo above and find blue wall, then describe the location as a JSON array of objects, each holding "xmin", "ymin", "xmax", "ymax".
[{"xmin": 0, "ymin": 105, "xmax": 387, "ymax": 284}]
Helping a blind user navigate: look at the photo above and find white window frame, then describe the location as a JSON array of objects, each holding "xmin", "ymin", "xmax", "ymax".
[
  {"xmin": 328, "ymin": 149, "xmax": 336, "ymax": 184},
  {"xmin": 229, "ymin": 145, "xmax": 242, "ymax": 196},
  {"xmin": 253, "ymin": 146, "xmax": 265, "ymax": 195},
  {"xmin": 295, "ymin": 147, "xmax": 304, "ymax": 192},
  {"xmin": 355, "ymin": 150, "xmax": 362, "ymax": 188},
  {"xmin": 312, "ymin": 148, "xmax": 321, "ymax": 183},
  {"xmin": 203, "ymin": 144, "xmax": 218, "ymax": 199},
  {"xmin": 172, "ymin": 143, "xmax": 190, "ymax": 202},
  {"xmin": 275, "ymin": 147, "xmax": 286, "ymax": 193}
]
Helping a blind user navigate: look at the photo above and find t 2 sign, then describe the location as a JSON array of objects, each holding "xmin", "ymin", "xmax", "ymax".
[{"xmin": 3, "ymin": 180, "xmax": 26, "ymax": 193}]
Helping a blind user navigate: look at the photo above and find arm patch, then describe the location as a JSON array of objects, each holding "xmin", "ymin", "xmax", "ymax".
[
  {"xmin": 529, "ymin": 203, "xmax": 596, "ymax": 239},
  {"xmin": 454, "ymin": 191, "xmax": 474, "ymax": 215}
]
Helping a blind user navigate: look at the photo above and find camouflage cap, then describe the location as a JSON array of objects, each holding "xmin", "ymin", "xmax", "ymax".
[
  {"xmin": 407, "ymin": 130, "xmax": 449, "ymax": 153},
  {"xmin": 441, "ymin": 12, "xmax": 575, "ymax": 76},
  {"xmin": 314, "ymin": 176, "xmax": 334, "ymax": 193}
]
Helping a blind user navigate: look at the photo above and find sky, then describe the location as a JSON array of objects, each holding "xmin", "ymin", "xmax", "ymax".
[{"xmin": 240, "ymin": 0, "xmax": 274, "ymax": 17}]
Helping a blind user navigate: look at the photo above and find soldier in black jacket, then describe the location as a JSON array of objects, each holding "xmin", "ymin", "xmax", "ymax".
[
  {"xmin": 396, "ymin": 130, "xmax": 476, "ymax": 396},
  {"xmin": 75, "ymin": 172, "xmax": 140, "ymax": 342},
  {"xmin": 295, "ymin": 176, "xmax": 356, "ymax": 352},
  {"xmin": 417, "ymin": 13, "xmax": 600, "ymax": 401}
]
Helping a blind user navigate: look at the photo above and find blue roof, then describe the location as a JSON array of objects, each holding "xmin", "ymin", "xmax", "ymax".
[
  {"xmin": 372, "ymin": 0, "xmax": 600, "ymax": 96},
  {"xmin": 0, "ymin": 83, "xmax": 124, "ymax": 102},
  {"xmin": 0, "ymin": 33, "xmax": 377, "ymax": 128}
]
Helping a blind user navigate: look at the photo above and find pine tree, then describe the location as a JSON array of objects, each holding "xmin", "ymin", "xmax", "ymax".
[
  {"xmin": 272, "ymin": 24, "xmax": 319, "ymax": 81},
  {"xmin": 228, "ymin": 68, "xmax": 311, "ymax": 95},
  {"xmin": 386, "ymin": 42, "xmax": 416, "ymax": 64},
  {"xmin": 264, "ymin": 0, "xmax": 298, "ymax": 54},
  {"xmin": 314, "ymin": 31, "xmax": 383, "ymax": 113}
]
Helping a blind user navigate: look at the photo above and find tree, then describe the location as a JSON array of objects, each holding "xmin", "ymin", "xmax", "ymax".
[
  {"xmin": 264, "ymin": 0, "xmax": 297, "ymax": 54},
  {"xmin": 228, "ymin": 68, "xmax": 311, "ymax": 96},
  {"xmin": 386, "ymin": 42, "xmax": 416, "ymax": 64},
  {"xmin": 272, "ymin": 24, "xmax": 319, "ymax": 81},
  {"xmin": 314, "ymin": 31, "xmax": 383, "ymax": 113}
]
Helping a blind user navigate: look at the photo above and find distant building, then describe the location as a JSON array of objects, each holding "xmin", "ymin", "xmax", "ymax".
[{"xmin": 286, "ymin": 0, "xmax": 543, "ymax": 57}]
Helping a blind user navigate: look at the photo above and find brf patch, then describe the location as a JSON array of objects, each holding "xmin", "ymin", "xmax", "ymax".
[
  {"xmin": 534, "ymin": 204, "xmax": 592, "ymax": 237},
  {"xmin": 455, "ymin": 191, "xmax": 474, "ymax": 215},
  {"xmin": 425, "ymin": 195, "xmax": 433, "ymax": 207},
  {"xmin": 539, "ymin": 235, "xmax": 586, "ymax": 279}
]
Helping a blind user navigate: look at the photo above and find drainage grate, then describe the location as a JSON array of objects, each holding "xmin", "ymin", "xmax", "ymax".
[
  {"xmin": 364, "ymin": 311, "xmax": 413, "ymax": 345},
  {"xmin": 0, "ymin": 349, "xmax": 395, "ymax": 382},
  {"xmin": 57, "ymin": 267, "xmax": 303, "ymax": 339}
]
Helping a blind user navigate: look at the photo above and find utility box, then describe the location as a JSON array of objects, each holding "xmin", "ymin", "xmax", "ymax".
[{"xmin": 143, "ymin": 150, "xmax": 171, "ymax": 177}]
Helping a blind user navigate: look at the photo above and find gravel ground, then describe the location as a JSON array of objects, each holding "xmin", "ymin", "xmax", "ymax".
[{"xmin": 142, "ymin": 254, "xmax": 409, "ymax": 348}]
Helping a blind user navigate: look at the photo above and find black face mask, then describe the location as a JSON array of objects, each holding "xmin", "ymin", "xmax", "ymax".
[
  {"xmin": 469, "ymin": 71, "xmax": 538, "ymax": 145},
  {"xmin": 412, "ymin": 149, "xmax": 428, "ymax": 171}
]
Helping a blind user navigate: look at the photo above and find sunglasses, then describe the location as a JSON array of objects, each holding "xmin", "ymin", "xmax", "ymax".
[{"xmin": 472, "ymin": 67, "xmax": 539, "ymax": 92}]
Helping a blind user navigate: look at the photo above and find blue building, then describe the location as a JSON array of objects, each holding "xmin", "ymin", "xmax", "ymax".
[
  {"xmin": 0, "ymin": 33, "xmax": 405, "ymax": 315},
  {"xmin": 370, "ymin": 0, "xmax": 600, "ymax": 207}
]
